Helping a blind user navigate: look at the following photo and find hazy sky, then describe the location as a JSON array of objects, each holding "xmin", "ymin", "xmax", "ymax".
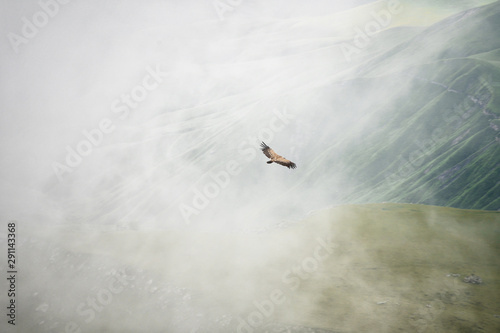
[
  {"xmin": 0, "ymin": 0, "xmax": 381, "ymax": 228},
  {"xmin": 1, "ymin": 0, "xmax": 495, "ymax": 229}
]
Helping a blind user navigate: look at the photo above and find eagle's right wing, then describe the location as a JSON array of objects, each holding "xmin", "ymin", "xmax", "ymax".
[{"xmin": 274, "ymin": 157, "xmax": 297, "ymax": 169}]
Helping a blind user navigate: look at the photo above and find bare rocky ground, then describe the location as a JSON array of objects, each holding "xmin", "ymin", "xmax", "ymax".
[{"xmin": 8, "ymin": 203, "xmax": 500, "ymax": 333}]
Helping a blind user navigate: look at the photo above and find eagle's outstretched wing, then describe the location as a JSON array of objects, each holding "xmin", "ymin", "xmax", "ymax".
[
  {"xmin": 274, "ymin": 157, "xmax": 297, "ymax": 169},
  {"xmin": 260, "ymin": 142, "xmax": 278, "ymax": 159},
  {"xmin": 260, "ymin": 142, "xmax": 297, "ymax": 169}
]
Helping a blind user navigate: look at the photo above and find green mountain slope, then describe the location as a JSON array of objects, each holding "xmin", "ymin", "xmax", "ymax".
[{"xmin": 321, "ymin": 2, "xmax": 500, "ymax": 210}]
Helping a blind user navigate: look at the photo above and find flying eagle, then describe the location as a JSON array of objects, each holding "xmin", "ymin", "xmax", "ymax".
[{"xmin": 260, "ymin": 142, "xmax": 297, "ymax": 169}]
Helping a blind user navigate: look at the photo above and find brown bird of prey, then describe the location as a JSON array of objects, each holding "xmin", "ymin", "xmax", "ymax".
[{"xmin": 260, "ymin": 142, "xmax": 297, "ymax": 169}]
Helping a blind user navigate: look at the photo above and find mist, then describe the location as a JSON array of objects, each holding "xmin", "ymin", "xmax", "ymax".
[{"xmin": 1, "ymin": 0, "xmax": 499, "ymax": 332}]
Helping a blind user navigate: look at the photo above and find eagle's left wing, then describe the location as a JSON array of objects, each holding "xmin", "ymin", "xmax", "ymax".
[{"xmin": 260, "ymin": 142, "xmax": 278, "ymax": 159}]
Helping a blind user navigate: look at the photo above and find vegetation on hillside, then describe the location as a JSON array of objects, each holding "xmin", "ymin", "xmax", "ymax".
[{"xmin": 324, "ymin": 2, "xmax": 500, "ymax": 210}]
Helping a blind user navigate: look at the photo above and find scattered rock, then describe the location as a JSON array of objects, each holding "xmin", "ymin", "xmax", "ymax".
[
  {"xmin": 35, "ymin": 303, "xmax": 49, "ymax": 313},
  {"xmin": 463, "ymin": 274, "xmax": 483, "ymax": 285},
  {"xmin": 446, "ymin": 273, "xmax": 461, "ymax": 277}
]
